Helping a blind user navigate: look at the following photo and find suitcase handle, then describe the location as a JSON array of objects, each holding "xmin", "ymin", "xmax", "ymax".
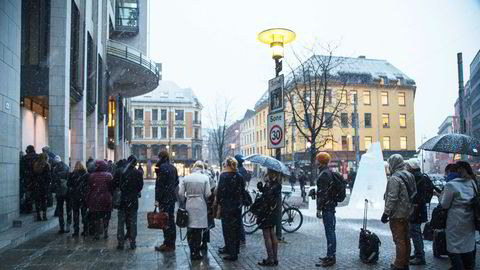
[{"xmin": 363, "ymin": 199, "xmax": 368, "ymax": 230}]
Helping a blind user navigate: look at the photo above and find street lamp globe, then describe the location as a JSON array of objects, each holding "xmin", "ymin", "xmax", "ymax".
[{"xmin": 257, "ymin": 28, "xmax": 296, "ymax": 60}]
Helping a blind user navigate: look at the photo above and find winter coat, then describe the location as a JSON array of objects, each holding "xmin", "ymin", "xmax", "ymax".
[
  {"xmin": 440, "ymin": 177, "xmax": 476, "ymax": 253},
  {"xmin": 21, "ymin": 152, "xmax": 37, "ymax": 193},
  {"xmin": 217, "ymin": 171, "xmax": 244, "ymax": 217},
  {"xmin": 86, "ymin": 160, "xmax": 113, "ymax": 212},
  {"xmin": 384, "ymin": 156, "xmax": 416, "ymax": 219},
  {"xmin": 52, "ymin": 161, "xmax": 70, "ymax": 196},
  {"xmin": 256, "ymin": 179, "xmax": 281, "ymax": 229},
  {"xmin": 116, "ymin": 166, "xmax": 144, "ymax": 210},
  {"xmin": 155, "ymin": 160, "xmax": 179, "ymax": 206},
  {"xmin": 237, "ymin": 165, "xmax": 248, "ymax": 184},
  {"xmin": 67, "ymin": 169, "xmax": 88, "ymax": 203},
  {"xmin": 410, "ymin": 169, "xmax": 428, "ymax": 224},
  {"xmin": 179, "ymin": 169, "xmax": 211, "ymax": 228},
  {"xmin": 316, "ymin": 166, "xmax": 337, "ymax": 211},
  {"xmin": 32, "ymin": 161, "xmax": 51, "ymax": 199}
]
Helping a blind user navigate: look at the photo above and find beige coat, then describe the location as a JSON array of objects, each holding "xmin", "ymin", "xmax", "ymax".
[{"xmin": 179, "ymin": 170, "xmax": 211, "ymax": 228}]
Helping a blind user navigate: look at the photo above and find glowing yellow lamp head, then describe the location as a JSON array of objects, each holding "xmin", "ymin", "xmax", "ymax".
[{"xmin": 257, "ymin": 28, "xmax": 296, "ymax": 60}]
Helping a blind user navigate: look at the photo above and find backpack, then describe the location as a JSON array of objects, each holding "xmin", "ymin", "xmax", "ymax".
[{"xmin": 331, "ymin": 171, "xmax": 347, "ymax": 203}]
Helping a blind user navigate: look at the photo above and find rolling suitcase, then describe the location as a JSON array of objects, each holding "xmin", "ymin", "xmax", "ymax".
[
  {"xmin": 433, "ymin": 229, "xmax": 447, "ymax": 258},
  {"xmin": 423, "ymin": 221, "xmax": 433, "ymax": 241},
  {"xmin": 359, "ymin": 199, "xmax": 381, "ymax": 264}
]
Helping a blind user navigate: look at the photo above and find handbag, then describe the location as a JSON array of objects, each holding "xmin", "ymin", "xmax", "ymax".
[
  {"xmin": 147, "ymin": 206, "xmax": 169, "ymax": 229},
  {"xmin": 176, "ymin": 208, "xmax": 189, "ymax": 228},
  {"xmin": 430, "ymin": 205, "xmax": 448, "ymax": 230},
  {"xmin": 242, "ymin": 189, "xmax": 253, "ymax": 207}
]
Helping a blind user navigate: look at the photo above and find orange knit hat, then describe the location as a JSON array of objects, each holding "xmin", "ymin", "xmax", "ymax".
[{"xmin": 316, "ymin": 152, "xmax": 331, "ymax": 165}]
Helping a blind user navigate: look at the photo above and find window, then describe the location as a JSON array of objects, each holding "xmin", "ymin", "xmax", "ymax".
[
  {"xmin": 340, "ymin": 90, "xmax": 348, "ymax": 104},
  {"xmin": 152, "ymin": 109, "xmax": 158, "ymax": 121},
  {"xmin": 194, "ymin": 129, "xmax": 199, "ymax": 139},
  {"xmin": 364, "ymin": 113, "xmax": 372, "ymax": 128},
  {"xmin": 161, "ymin": 127, "xmax": 167, "ymax": 139},
  {"xmin": 194, "ymin": 111, "xmax": 199, "ymax": 123},
  {"xmin": 324, "ymin": 112, "xmax": 333, "ymax": 128},
  {"xmin": 364, "ymin": 136, "xmax": 372, "ymax": 150},
  {"xmin": 135, "ymin": 109, "xmax": 143, "ymax": 120},
  {"xmin": 381, "ymin": 91, "xmax": 389, "ymax": 105},
  {"xmin": 134, "ymin": 127, "xmax": 143, "ymax": 139},
  {"xmin": 257, "ymin": 132, "xmax": 259, "ymax": 142},
  {"xmin": 382, "ymin": 113, "xmax": 390, "ymax": 128},
  {"xmin": 175, "ymin": 110, "xmax": 184, "ymax": 121},
  {"xmin": 116, "ymin": 0, "xmax": 139, "ymax": 32},
  {"xmin": 152, "ymin": 127, "xmax": 158, "ymax": 139},
  {"xmin": 161, "ymin": 109, "xmax": 167, "ymax": 121},
  {"xmin": 400, "ymin": 136, "xmax": 408, "ymax": 150},
  {"xmin": 350, "ymin": 90, "xmax": 357, "ymax": 104},
  {"xmin": 325, "ymin": 89, "xmax": 332, "ymax": 104},
  {"xmin": 383, "ymin": 137, "xmax": 390, "ymax": 150},
  {"xmin": 399, "ymin": 114, "xmax": 407, "ymax": 128},
  {"xmin": 260, "ymin": 130, "xmax": 263, "ymax": 141},
  {"xmin": 305, "ymin": 113, "xmax": 312, "ymax": 128},
  {"xmin": 175, "ymin": 127, "xmax": 184, "ymax": 139},
  {"xmin": 341, "ymin": 136, "xmax": 348, "ymax": 151},
  {"xmin": 398, "ymin": 92, "xmax": 406, "ymax": 106},
  {"xmin": 351, "ymin": 113, "xmax": 359, "ymax": 128},
  {"xmin": 363, "ymin": 91, "xmax": 371, "ymax": 105},
  {"xmin": 264, "ymin": 128, "xmax": 266, "ymax": 141},
  {"xmin": 341, "ymin": 113, "xmax": 348, "ymax": 128}
]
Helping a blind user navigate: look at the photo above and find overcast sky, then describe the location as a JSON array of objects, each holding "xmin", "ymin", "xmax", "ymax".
[{"xmin": 149, "ymin": 0, "xmax": 480, "ymax": 148}]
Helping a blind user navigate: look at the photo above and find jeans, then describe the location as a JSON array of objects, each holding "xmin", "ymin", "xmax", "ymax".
[
  {"xmin": 71, "ymin": 200, "xmax": 87, "ymax": 234},
  {"xmin": 117, "ymin": 207, "xmax": 138, "ymax": 244},
  {"xmin": 56, "ymin": 195, "xmax": 72, "ymax": 229},
  {"xmin": 322, "ymin": 209, "xmax": 337, "ymax": 258},
  {"xmin": 409, "ymin": 222, "xmax": 425, "ymax": 260},
  {"xmin": 187, "ymin": 228, "xmax": 203, "ymax": 257},
  {"xmin": 162, "ymin": 204, "xmax": 176, "ymax": 246},
  {"xmin": 221, "ymin": 209, "xmax": 241, "ymax": 257},
  {"xmin": 275, "ymin": 193, "xmax": 282, "ymax": 240},
  {"xmin": 449, "ymin": 250, "xmax": 476, "ymax": 270},
  {"xmin": 390, "ymin": 218, "xmax": 410, "ymax": 268}
]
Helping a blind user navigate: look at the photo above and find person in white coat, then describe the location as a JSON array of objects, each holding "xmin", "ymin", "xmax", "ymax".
[{"xmin": 179, "ymin": 161, "xmax": 211, "ymax": 260}]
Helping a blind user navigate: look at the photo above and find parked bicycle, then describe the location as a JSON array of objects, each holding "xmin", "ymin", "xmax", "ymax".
[{"xmin": 243, "ymin": 190, "xmax": 303, "ymax": 234}]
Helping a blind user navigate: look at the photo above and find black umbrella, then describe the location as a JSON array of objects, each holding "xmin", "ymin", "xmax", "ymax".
[{"xmin": 419, "ymin": 133, "xmax": 480, "ymax": 156}]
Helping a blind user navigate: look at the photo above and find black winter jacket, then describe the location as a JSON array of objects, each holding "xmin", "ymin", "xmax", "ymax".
[
  {"xmin": 155, "ymin": 160, "xmax": 179, "ymax": 206},
  {"xmin": 52, "ymin": 162, "xmax": 70, "ymax": 195},
  {"xmin": 410, "ymin": 169, "xmax": 428, "ymax": 224},
  {"xmin": 117, "ymin": 166, "xmax": 144, "ymax": 209},
  {"xmin": 67, "ymin": 169, "xmax": 88, "ymax": 203},
  {"xmin": 217, "ymin": 172, "xmax": 244, "ymax": 215},
  {"xmin": 316, "ymin": 166, "xmax": 337, "ymax": 211}
]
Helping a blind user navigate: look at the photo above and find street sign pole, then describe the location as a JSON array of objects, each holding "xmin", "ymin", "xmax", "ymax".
[{"xmin": 268, "ymin": 74, "xmax": 285, "ymax": 161}]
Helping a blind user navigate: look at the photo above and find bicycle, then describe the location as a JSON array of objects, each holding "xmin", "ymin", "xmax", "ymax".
[{"xmin": 243, "ymin": 190, "xmax": 303, "ymax": 234}]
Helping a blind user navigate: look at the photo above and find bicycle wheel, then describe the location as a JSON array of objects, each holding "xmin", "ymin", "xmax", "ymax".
[
  {"xmin": 281, "ymin": 207, "xmax": 303, "ymax": 233},
  {"xmin": 242, "ymin": 209, "xmax": 259, "ymax": 234}
]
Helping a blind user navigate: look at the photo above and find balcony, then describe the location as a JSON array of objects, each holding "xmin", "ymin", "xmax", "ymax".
[{"xmin": 107, "ymin": 40, "xmax": 161, "ymax": 98}]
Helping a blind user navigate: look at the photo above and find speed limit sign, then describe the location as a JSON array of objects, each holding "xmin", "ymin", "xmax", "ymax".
[{"xmin": 267, "ymin": 112, "xmax": 285, "ymax": 149}]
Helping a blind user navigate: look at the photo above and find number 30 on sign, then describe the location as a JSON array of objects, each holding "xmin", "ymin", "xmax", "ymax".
[{"xmin": 267, "ymin": 112, "xmax": 285, "ymax": 149}]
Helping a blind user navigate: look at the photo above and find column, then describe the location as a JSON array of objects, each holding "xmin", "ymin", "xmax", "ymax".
[
  {"xmin": 97, "ymin": 115, "xmax": 106, "ymax": 160},
  {"xmin": 48, "ymin": 0, "xmax": 71, "ymax": 163},
  {"xmin": 114, "ymin": 96, "xmax": 123, "ymax": 161},
  {"xmin": 86, "ymin": 108, "xmax": 97, "ymax": 159}
]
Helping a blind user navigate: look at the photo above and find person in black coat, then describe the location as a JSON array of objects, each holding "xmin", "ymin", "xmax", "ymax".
[
  {"xmin": 234, "ymin": 154, "xmax": 247, "ymax": 245},
  {"xmin": 52, "ymin": 156, "xmax": 72, "ymax": 234},
  {"xmin": 154, "ymin": 150, "xmax": 179, "ymax": 252},
  {"xmin": 115, "ymin": 155, "xmax": 143, "ymax": 250},
  {"xmin": 68, "ymin": 161, "xmax": 89, "ymax": 237},
  {"xmin": 32, "ymin": 153, "xmax": 51, "ymax": 221},
  {"xmin": 256, "ymin": 170, "xmax": 282, "ymax": 266},
  {"xmin": 217, "ymin": 157, "xmax": 245, "ymax": 261},
  {"xmin": 20, "ymin": 145, "xmax": 37, "ymax": 214}
]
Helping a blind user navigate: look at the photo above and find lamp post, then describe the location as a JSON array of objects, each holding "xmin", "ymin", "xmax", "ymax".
[{"xmin": 258, "ymin": 28, "xmax": 296, "ymax": 162}]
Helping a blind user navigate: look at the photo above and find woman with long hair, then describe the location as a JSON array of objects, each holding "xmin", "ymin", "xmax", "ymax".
[
  {"xmin": 216, "ymin": 157, "xmax": 244, "ymax": 261},
  {"xmin": 32, "ymin": 153, "xmax": 51, "ymax": 221},
  {"xmin": 68, "ymin": 161, "xmax": 89, "ymax": 237},
  {"xmin": 257, "ymin": 169, "xmax": 282, "ymax": 266}
]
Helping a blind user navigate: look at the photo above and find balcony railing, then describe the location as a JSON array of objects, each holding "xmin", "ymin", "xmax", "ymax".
[{"xmin": 107, "ymin": 40, "xmax": 161, "ymax": 78}]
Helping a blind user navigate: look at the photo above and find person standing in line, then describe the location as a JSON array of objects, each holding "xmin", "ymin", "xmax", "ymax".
[
  {"xmin": 234, "ymin": 154, "xmax": 247, "ymax": 246},
  {"xmin": 381, "ymin": 154, "xmax": 416, "ymax": 270},
  {"xmin": 298, "ymin": 170, "xmax": 307, "ymax": 203},
  {"xmin": 404, "ymin": 159, "xmax": 428, "ymax": 266},
  {"xmin": 68, "ymin": 161, "xmax": 89, "ymax": 237},
  {"xmin": 256, "ymin": 169, "xmax": 282, "ymax": 267},
  {"xmin": 116, "ymin": 155, "xmax": 144, "ymax": 250},
  {"xmin": 137, "ymin": 164, "xmax": 144, "ymax": 177},
  {"xmin": 21, "ymin": 146, "xmax": 37, "ymax": 214},
  {"xmin": 217, "ymin": 157, "xmax": 244, "ymax": 261},
  {"xmin": 32, "ymin": 153, "xmax": 51, "ymax": 221},
  {"xmin": 179, "ymin": 161, "xmax": 211, "ymax": 260},
  {"xmin": 86, "ymin": 160, "xmax": 113, "ymax": 240},
  {"xmin": 154, "ymin": 151, "xmax": 179, "ymax": 252},
  {"xmin": 440, "ymin": 161, "xmax": 476, "ymax": 270},
  {"xmin": 201, "ymin": 166, "xmax": 217, "ymax": 251},
  {"xmin": 315, "ymin": 152, "xmax": 338, "ymax": 267},
  {"xmin": 52, "ymin": 155, "xmax": 72, "ymax": 234}
]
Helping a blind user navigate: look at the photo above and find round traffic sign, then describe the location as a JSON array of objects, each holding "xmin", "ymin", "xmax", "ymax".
[{"xmin": 270, "ymin": 125, "xmax": 283, "ymax": 145}]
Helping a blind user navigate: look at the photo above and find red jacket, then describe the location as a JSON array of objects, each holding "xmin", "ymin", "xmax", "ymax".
[{"xmin": 86, "ymin": 160, "xmax": 113, "ymax": 212}]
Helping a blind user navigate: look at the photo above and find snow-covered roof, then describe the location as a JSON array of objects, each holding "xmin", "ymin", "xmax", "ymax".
[
  {"xmin": 132, "ymin": 81, "xmax": 202, "ymax": 108},
  {"xmin": 242, "ymin": 109, "xmax": 256, "ymax": 120}
]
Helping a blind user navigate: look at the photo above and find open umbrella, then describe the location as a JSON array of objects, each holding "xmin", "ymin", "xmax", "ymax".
[
  {"xmin": 419, "ymin": 133, "xmax": 480, "ymax": 156},
  {"xmin": 244, "ymin": 154, "xmax": 291, "ymax": 176}
]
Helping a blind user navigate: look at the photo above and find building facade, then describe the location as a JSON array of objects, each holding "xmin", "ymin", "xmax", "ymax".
[
  {"xmin": 0, "ymin": 0, "xmax": 160, "ymax": 232},
  {"xmin": 239, "ymin": 109, "xmax": 256, "ymax": 157},
  {"xmin": 469, "ymin": 50, "xmax": 480, "ymax": 140},
  {"xmin": 130, "ymin": 81, "xmax": 202, "ymax": 178}
]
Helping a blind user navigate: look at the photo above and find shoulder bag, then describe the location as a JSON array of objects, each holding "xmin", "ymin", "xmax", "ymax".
[{"xmin": 147, "ymin": 206, "xmax": 169, "ymax": 229}]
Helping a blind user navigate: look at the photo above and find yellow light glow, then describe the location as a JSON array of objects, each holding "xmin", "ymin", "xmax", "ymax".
[
  {"xmin": 271, "ymin": 42, "xmax": 284, "ymax": 59},
  {"xmin": 257, "ymin": 28, "xmax": 296, "ymax": 45}
]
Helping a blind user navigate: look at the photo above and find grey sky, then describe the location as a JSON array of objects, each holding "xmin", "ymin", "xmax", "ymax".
[{"xmin": 149, "ymin": 0, "xmax": 480, "ymax": 147}]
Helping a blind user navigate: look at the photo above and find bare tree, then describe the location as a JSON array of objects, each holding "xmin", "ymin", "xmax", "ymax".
[
  {"xmin": 207, "ymin": 96, "xmax": 234, "ymax": 169},
  {"xmin": 284, "ymin": 44, "xmax": 353, "ymax": 183}
]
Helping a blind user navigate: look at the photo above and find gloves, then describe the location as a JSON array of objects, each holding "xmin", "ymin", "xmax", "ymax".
[{"xmin": 381, "ymin": 213, "xmax": 389, "ymax": 224}]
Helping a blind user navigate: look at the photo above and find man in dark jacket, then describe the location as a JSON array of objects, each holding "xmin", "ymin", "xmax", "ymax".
[
  {"xmin": 405, "ymin": 159, "xmax": 427, "ymax": 266},
  {"xmin": 234, "ymin": 154, "xmax": 247, "ymax": 245},
  {"xmin": 154, "ymin": 150, "xmax": 179, "ymax": 252},
  {"xmin": 20, "ymin": 146, "xmax": 37, "ymax": 214},
  {"xmin": 116, "ymin": 155, "xmax": 144, "ymax": 250},
  {"xmin": 315, "ymin": 152, "xmax": 337, "ymax": 267},
  {"xmin": 52, "ymin": 155, "xmax": 72, "ymax": 233}
]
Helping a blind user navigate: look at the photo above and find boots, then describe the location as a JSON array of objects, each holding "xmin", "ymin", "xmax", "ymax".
[
  {"xmin": 42, "ymin": 212, "xmax": 47, "ymax": 221},
  {"xmin": 65, "ymin": 223, "xmax": 71, "ymax": 233},
  {"xmin": 35, "ymin": 212, "xmax": 42, "ymax": 222}
]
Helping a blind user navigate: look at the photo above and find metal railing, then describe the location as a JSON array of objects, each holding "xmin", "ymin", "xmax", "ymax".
[{"xmin": 107, "ymin": 39, "xmax": 161, "ymax": 78}]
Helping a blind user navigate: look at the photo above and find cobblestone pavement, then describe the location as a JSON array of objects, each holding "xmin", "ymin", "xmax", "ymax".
[{"xmin": 1, "ymin": 180, "xmax": 479, "ymax": 269}]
